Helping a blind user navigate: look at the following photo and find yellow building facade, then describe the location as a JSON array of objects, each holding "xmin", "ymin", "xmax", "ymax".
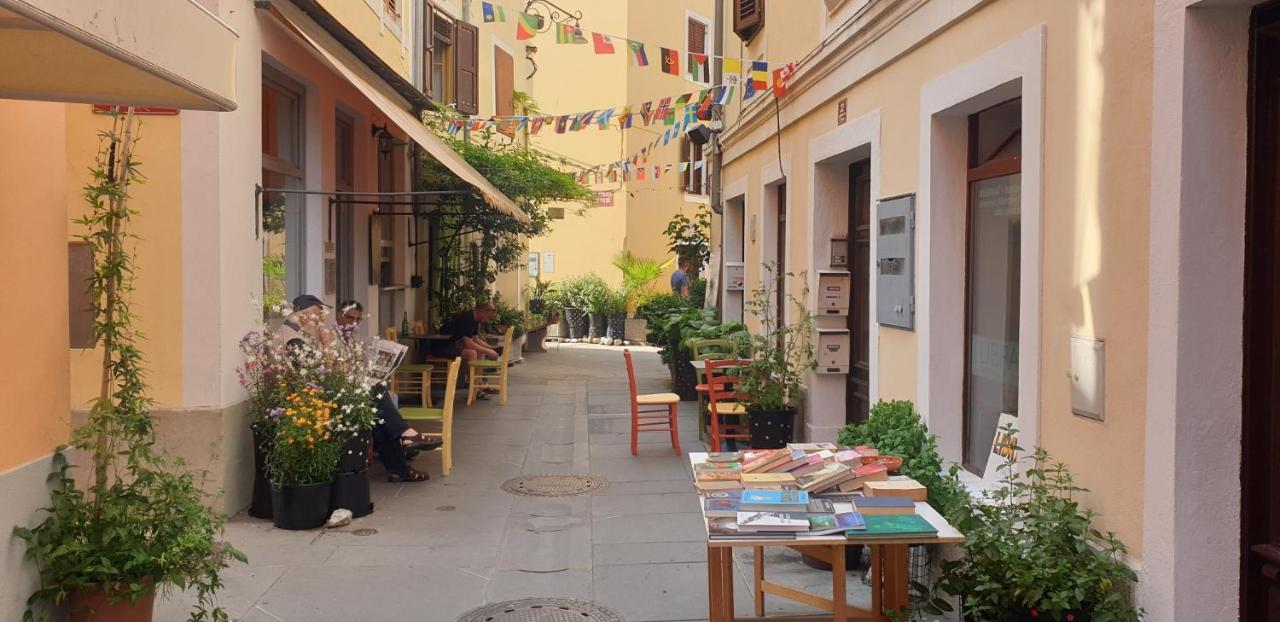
[{"xmin": 714, "ymin": 0, "xmax": 1273, "ymax": 618}]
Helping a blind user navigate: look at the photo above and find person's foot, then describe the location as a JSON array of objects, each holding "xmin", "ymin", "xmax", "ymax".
[
  {"xmin": 400, "ymin": 437, "xmax": 441, "ymax": 451},
  {"xmin": 387, "ymin": 467, "xmax": 429, "ymax": 483}
]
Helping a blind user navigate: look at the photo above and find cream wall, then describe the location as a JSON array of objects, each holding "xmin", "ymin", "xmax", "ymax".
[
  {"xmin": 317, "ymin": 0, "xmax": 414, "ymax": 80},
  {"xmin": 719, "ymin": 0, "xmax": 1152, "ymax": 556}
]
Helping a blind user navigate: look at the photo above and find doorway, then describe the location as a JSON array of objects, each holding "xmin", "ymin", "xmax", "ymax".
[
  {"xmin": 1243, "ymin": 5, "xmax": 1280, "ymax": 618},
  {"xmin": 846, "ymin": 159, "xmax": 871, "ymax": 424}
]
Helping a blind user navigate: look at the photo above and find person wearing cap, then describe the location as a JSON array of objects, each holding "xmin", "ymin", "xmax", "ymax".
[{"xmin": 276, "ymin": 295, "xmax": 436, "ymax": 482}]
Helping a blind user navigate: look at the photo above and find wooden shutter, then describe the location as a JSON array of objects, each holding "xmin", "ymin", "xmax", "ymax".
[
  {"xmin": 688, "ymin": 18, "xmax": 707, "ymax": 54},
  {"xmin": 495, "ymin": 46, "xmax": 514, "ymax": 117},
  {"xmin": 422, "ymin": 2, "xmax": 434, "ymax": 98},
  {"xmin": 455, "ymin": 21, "xmax": 479, "ymax": 115},
  {"xmin": 733, "ymin": 0, "xmax": 764, "ymax": 42},
  {"xmin": 681, "ymin": 137, "xmax": 692, "ymax": 192}
]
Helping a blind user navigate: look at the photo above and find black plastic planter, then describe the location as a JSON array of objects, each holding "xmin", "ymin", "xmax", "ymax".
[
  {"xmin": 336, "ymin": 435, "xmax": 369, "ymax": 473},
  {"xmin": 673, "ymin": 359, "xmax": 700, "ymax": 401},
  {"xmin": 588, "ymin": 313, "xmax": 606, "ymax": 339},
  {"xmin": 528, "ymin": 298, "xmax": 546, "ymax": 314},
  {"xmin": 249, "ymin": 427, "xmax": 273, "ymax": 519},
  {"xmin": 606, "ymin": 313, "xmax": 626, "ymax": 340},
  {"xmin": 331, "ymin": 469, "xmax": 373, "ymax": 518},
  {"xmin": 270, "ymin": 480, "xmax": 333, "ymax": 530},
  {"xmin": 564, "ymin": 308, "xmax": 588, "ymax": 339},
  {"xmin": 747, "ymin": 407, "xmax": 796, "ymax": 449}
]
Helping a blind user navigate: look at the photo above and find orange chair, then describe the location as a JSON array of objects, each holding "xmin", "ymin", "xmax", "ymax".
[
  {"xmin": 705, "ymin": 359, "xmax": 752, "ymax": 452},
  {"xmin": 623, "ymin": 349, "xmax": 682, "ymax": 456}
]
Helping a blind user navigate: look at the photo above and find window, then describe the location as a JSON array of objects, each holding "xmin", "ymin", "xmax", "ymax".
[
  {"xmin": 430, "ymin": 12, "xmax": 455, "ymax": 105},
  {"xmin": 334, "ymin": 111, "xmax": 355, "ymax": 299},
  {"xmin": 681, "ymin": 136, "xmax": 705, "ymax": 195},
  {"xmin": 963, "ymin": 98, "xmax": 1022, "ymax": 472},
  {"xmin": 422, "ymin": 5, "xmax": 479, "ymax": 115},
  {"xmin": 687, "ymin": 15, "xmax": 709, "ymax": 84},
  {"xmin": 262, "ymin": 67, "xmax": 307, "ymax": 303},
  {"xmin": 495, "ymin": 45, "xmax": 514, "ymax": 136},
  {"xmin": 732, "ymin": 0, "xmax": 764, "ymax": 42},
  {"xmin": 68, "ymin": 242, "xmax": 94, "ymax": 349}
]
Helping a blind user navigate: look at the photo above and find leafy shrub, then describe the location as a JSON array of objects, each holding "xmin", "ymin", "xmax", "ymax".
[
  {"xmin": 837, "ymin": 400, "xmax": 968, "ymax": 518},
  {"xmin": 688, "ymin": 277, "xmax": 708, "ymax": 308}
]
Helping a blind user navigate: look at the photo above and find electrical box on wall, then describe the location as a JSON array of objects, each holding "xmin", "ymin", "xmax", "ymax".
[
  {"xmin": 1070, "ymin": 336, "xmax": 1105, "ymax": 421},
  {"xmin": 816, "ymin": 328, "xmax": 851, "ymax": 374},
  {"xmin": 816, "ymin": 270, "xmax": 851, "ymax": 315},
  {"xmin": 725, "ymin": 262, "xmax": 745, "ymax": 291},
  {"xmin": 830, "ymin": 237, "xmax": 849, "ymax": 267},
  {"xmin": 876, "ymin": 193, "xmax": 916, "ymax": 329}
]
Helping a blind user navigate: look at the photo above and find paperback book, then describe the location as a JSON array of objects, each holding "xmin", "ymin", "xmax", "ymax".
[
  {"xmin": 844, "ymin": 514, "xmax": 938, "ymax": 539},
  {"xmin": 740, "ymin": 489, "xmax": 809, "ymax": 512}
]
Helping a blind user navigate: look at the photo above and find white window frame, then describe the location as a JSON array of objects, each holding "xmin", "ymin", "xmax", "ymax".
[{"xmin": 685, "ymin": 9, "xmax": 712, "ymax": 85}]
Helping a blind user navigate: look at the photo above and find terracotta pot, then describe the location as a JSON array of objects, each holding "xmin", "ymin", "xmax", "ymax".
[
  {"xmin": 859, "ymin": 454, "xmax": 904, "ymax": 474},
  {"xmin": 69, "ymin": 583, "xmax": 155, "ymax": 622}
]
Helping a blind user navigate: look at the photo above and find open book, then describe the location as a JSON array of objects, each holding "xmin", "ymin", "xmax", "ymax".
[{"xmin": 367, "ymin": 338, "xmax": 409, "ymax": 387}]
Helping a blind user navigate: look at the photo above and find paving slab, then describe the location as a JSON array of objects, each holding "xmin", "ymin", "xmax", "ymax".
[{"xmin": 592, "ymin": 512, "xmax": 707, "ymax": 544}]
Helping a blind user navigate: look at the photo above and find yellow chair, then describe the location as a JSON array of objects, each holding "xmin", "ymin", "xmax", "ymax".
[
  {"xmin": 383, "ymin": 327, "xmax": 398, "ymax": 340},
  {"xmin": 467, "ymin": 325, "xmax": 514, "ymax": 405},
  {"xmin": 399, "ymin": 357, "xmax": 461, "ymax": 477}
]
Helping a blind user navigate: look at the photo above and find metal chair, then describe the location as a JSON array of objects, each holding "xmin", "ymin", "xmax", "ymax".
[
  {"xmin": 398, "ymin": 357, "xmax": 461, "ymax": 477},
  {"xmin": 624, "ymin": 349, "xmax": 682, "ymax": 456}
]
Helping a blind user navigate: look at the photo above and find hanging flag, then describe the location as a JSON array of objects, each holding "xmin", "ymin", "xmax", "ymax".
[
  {"xmin": 596, "ymin": 108, "xmax": 614, "ymax": 128},
  {"xmin": 516, "ymin": 13, "xmax": 538, "ymax": 40},
  {"xmin": 723, "ymin": 57, "xmax": 742, "ymax": 77},
  {"xmin": 667, "ymin": 93, "xmax": 691, "ymax": 125},
  {"xmin": 619, "ymin": 106, "xmax": 633, "ymax": 129},
  {"xmin": 650, "ymin": 98, "xmax": 670, "ymax": 125},
  {"xmin": 715, "ymin": 84, "xmax": 735, "ymax": 106},
  {"xmin": 654, "ymin": 166, "xmax": 662, "ymax": 179},
  {"xmin": 662, "ymin": 129, "xmax": 671, "ymax": 146},
  {"xmin": 637, "ymin": 167, "xmax": 646, "ymax": 181},
  {"xmin": 627, "ymin": 40, "xmax": 649, "ymax": 66},
  {"xmin": 592, "ymin": 32, "xmax": 615, "ymax": 54},
  {"xmin": 469, "ymin": 119, "xmax": 487, "ymax": 131},
  {"xmin": 678, "ymin": 162, "xmax": 689, "ymax": 172},
  {"xmin": 555, "ymin": 22, "xmax": 586, "ymax": 44},
  {"xmin": 745, "ymin": 60, "xmax": 769, "ymax": 99},
  {"xmin": 529, "ymin": 116, "xmax": 546, "ymax": 134},
  {"xmin": 773, "ymin": 62, "xmax": 797, "ymax": 97},
  {"xmin": 555, "ymin": 115, "xmax": 569, "ymax": 133},
  {"xmin": 515, "ymin": 117, "xmax": 529, "ymax": 131},
  {"xmin": 481, "ymin": 2, "xmax": 505, "ymax": 22},
  {"xmin": 660, "ymin": 48, "xmax": 681, "ymax": 76},
  {"xmin": 688, "ymin": 53, "xmax": 710, "ymax": 83}
]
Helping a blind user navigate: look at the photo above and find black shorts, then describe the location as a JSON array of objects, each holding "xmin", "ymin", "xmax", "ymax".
[{"xmin": 430, "ymin": 340, "xmax": 463, "ymax": 358}]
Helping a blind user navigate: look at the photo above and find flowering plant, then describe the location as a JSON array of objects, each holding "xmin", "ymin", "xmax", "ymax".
[{"xmin": 265, "ymin": 386, "xmax": 342, "ymax": 485}]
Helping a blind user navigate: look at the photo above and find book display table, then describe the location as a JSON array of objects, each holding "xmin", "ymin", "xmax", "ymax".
[{"xmin": 691, "ymin": 453, "xmax": 964, "ymax": 622}]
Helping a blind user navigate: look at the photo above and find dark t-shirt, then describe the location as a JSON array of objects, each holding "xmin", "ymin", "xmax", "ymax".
[
  {"xmin": 439, "ymin": 311, "xmax": 479, "ymax": 344},
  {"xmin": 671, "ymin": 268, "xmax": 690, "ymax": 294}
]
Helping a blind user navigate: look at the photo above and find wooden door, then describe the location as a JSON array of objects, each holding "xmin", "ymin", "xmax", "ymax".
[
  {"xmin": 1244, "ymin": 5, "xmax": 1280, "ymax": 619},
  {"xmin": 846, "ymin": 160, "xmax": 871, "ymax": 424}
]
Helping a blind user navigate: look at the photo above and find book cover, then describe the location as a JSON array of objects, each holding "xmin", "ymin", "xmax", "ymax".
[
  {"xmin": 742, "ymin": 449, "xmax": 788, "ymax": 473},
  {"xmin": 696, "ymin": 469, "xmax": 742, "ymax": 482},
  {"xmin": 707, "ymin": 516, "xmax": 796, "ymax": 540},
  {"xmin": 833, "ymin": 449, "xmax": 863, "ymax": 464},
  {"xmin": 804, "ymin": 511, "xmax": 867, "ymax": 536},
  {"xmin": 806, "ymin": 498, "xmax": 836, "ymax": 514},
  {"xmin": 704, "ymin": 497, "xmax": 741, "ymax": 517},
  {"xmin": 736, "ymin": 511, "xmax": 810, "ymax": 532},
  {"xmin": 838, "ymin": 463, "xmax": 890, "ymax": 492},
  {"xmin": 742, "ymin": 472, "xmax": 799, "ymax": 488},
  {"xmin": 695, "ymin": 462, "xmax": 742, "ymax": 475},
  {"xmin": 706, "ymin": 452, "xmax": 742, "ymax": 463},
  {"xmin": 740, "ymin": 489, "xmax": 809, "ymax": 511},
  {"xmin": 864, "ymin": 478, "xmax": 927, "ymax": 501},
  {"xmin": 845, "ymin": 514, "xmax": 938, "ymax": 539},
  {"xmin": 705, "ymin": 490, "xmax": 743, "ymax": 501},
  {"xmin": 787, "ymin": 442, "xmax": 838, "ymax": 452},
  {"xmin": 796, "ymin": 463, "xmax": 853, "ymax": 491},
  {"xmin": 695, "ymin": 479, "xmax": 744, "ymax": 492},
  {"xmin": 852, "ymin": 496, "xmax": 916, "ymax": 515}
]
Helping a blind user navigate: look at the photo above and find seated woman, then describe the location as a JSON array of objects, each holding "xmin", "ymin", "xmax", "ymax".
[{"xmin": 279, "ymin": 296, "xmax": 438, "ymax": 482}]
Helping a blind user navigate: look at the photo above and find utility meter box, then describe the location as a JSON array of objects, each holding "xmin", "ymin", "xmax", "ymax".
[
  {"xmin": 876, "ymin": 193, "xmax": 915, "ymax": 329},
  {"xmin": 816, "ymin": 328, "xmax": 851, "ymax": 374},
  {"xmin": 816, "ymin": 270, "xmax": 851, "ymax": 316}
]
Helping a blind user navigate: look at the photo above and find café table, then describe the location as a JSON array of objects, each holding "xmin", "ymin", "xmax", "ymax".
[
  {"xmin": 691, "ymin": 452, "xmax": 965, "ymax": 622},
  {"xmin": 398, "ymin": 333, "xmax": 450, "ymax": 364}
]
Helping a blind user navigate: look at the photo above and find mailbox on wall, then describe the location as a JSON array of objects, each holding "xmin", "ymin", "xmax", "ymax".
[
  {"xmin": 725, "ymin": 262, "xmax": 745, "ymax": 291},
  {"xmin": 816, "ymin": 270, "xmax": 851, "ymax": 315},
  {"xmin": 816, "ymin": 328, "xmax": 851, "ymax": 374},
  {"xmin": 876, "ymin": 193, "xmax": 916, "ymax": 329}
]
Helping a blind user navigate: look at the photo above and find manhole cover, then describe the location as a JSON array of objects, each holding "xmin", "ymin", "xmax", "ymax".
[
  {"xmin": 456, "ymin": 598, "xmax": 624, "ymax": 622},
  {"xmin": 501, "ymin": 474, "xmax": 609, "ymax": 497},
  {"xmin": 351, "ymin": 528, "xmax": 378, "ymax": 536}
]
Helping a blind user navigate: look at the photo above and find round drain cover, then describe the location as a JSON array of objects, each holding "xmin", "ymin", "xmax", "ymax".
[
  {"xmin": 351, "ymin": 528, "xmax": 378, "ymax": 536},
  {"xmin": 500, "ymin": 474, "xmax": 608, "ymax": 497},
  {"xmin": 456, "ymin": 598, "xmax": 624, "ymax": 622}
]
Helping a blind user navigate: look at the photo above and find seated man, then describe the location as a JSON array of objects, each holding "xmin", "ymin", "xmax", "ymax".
[{"xmin": 433, "ymin": 302, "xmax": 500, "ymax": 385}]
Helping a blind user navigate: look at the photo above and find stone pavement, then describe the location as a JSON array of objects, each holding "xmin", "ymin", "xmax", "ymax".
[{"xmin": 158, "ymin": 344, "xmax": 875, "ymax": 622}]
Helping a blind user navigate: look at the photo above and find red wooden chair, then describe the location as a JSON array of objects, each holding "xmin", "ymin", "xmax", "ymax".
[
  {"xmin": 623, "ymin": 349, "xmax": 682, "ymax": 456},
  {"xmin": 705, "ymin": 358, "xmax": 751, "ymax": 452}
]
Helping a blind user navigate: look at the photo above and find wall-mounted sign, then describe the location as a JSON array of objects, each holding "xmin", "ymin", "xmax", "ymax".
[
  {"xmin": 593, "ymin": 190, "xmax": 614, "ymax": 206},
  {"xmin": 92, "ymin": 105, "xmax": 179, "ymax": 115},
  {"xmin": 837, "ymin": 99, "xmax": 847, "ymax": 125}
]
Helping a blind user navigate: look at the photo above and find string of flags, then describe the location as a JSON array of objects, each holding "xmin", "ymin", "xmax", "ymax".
[
  {"xmin": 479, "ymin": 2, "xmax": 798, "ymax": 103},
  {"xmin": 442, "ymin": 83, "xmax": 737, "ymax": 137},
  {"xmin": 570, "ymin": 115, "xmax": 712, "ymax": 187}
]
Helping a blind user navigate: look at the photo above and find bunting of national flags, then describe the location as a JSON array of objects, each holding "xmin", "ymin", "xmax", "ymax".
[{"xmin": 479, "ymin": 2, "xmax": 795, "ymax": 105}]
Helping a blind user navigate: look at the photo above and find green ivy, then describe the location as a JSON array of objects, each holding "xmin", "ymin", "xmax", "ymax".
[{"xmin": 14, "ymin": 112, "xmax": 243, "ymax": 621}]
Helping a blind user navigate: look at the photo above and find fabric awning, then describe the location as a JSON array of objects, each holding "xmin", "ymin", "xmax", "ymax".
[
  {"xmin": 0, "ymin": 0, "xmax": 237, "ymax": 110},
  {"xmin": 268, "ymin": 2, "xmax": 527, "ymax": 224}
]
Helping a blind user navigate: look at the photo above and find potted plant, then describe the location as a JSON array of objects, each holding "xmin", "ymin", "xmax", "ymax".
[
  {"xmin": 526, "ymin": 274, "xmax": 551, "ymax": 315},
  {"xmin": 14, "ymin": 113, "xmax": 242, "ymax": 622},
  {"xmin": 267, "ymin": 384, "xmax": 343, "ymax": 530},
  {"xmin": 912, "ymin": 435, "xmax": 1143, "ymax": 622},
  {"xmin": 578, "ymin": 275, "xmax": 612, "ymax": 340},
  {"xmin": 600, "ymin": 289, "xmax": 630, "ymax": 342},
  {"xmin": 736, "ymin": 265, "xmax": 815, "ymax": 448},
  {"xmin": 556, "ymin": 274, "xmax": 603, "ymax": 341}
]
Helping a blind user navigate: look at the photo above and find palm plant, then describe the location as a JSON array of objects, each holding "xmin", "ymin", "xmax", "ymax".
[{"xmin": 612, "ymin": 251, "xmax": 675, "ymax": 307}]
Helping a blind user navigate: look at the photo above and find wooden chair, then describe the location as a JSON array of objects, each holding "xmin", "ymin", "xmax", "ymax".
[
  {"xmin": 692, "ymin": 339, "xmax": 739, "ymax": 438},
  {"xmin": 390, "ymin": 363, "xmax": 434, "ymax": 407},
  {"xmin": 467, "ymin": 325, "xmax": 514, "ymax": 405},
  {"xmin": 383, "ymin": 327, "xmax": 398, "ymax": 340},
  {"xmin": 705, "ymin": 358, "xmax": 751, "ymax": 452},
  {"xmin": 624, "ymin": 349, "xmax": 682, "ymax": 456},
  {"xmin": 399, "ymin": 357, "xmax": 461, "ymax": 477}
]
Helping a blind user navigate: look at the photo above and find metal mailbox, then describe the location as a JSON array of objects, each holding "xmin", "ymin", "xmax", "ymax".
[
  {"xmin": 816, "ymin": 328, "xmax": 851, "ymax": 374},
  {"xmin": 816, "ymin": 269, "xmax": 851, "ymax": 316},
  {"xmin": 876, "ymin": 193, "xmax": 915, "ymax": 329},
  {"xmin": 725, "ymin": 262, "xmax": 745, "ymax": 291}
]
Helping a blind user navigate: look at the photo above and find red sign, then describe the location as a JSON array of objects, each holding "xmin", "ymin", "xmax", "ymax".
[
  {"xmin": 92, "ymin": 105, "xmax": 179, "ymax": 115},
  {"xmin": 594, "ymin": 190, "xmax": 614, "ymax": 206}
]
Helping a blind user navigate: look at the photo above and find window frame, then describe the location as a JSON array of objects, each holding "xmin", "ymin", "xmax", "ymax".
[
  {"xmin": 681, "ymin": 135, "xmax": 706, "ymax": 196},
  {"xmin": 732, "ymin": 0, "xmax": 764, "ymax": 42}
]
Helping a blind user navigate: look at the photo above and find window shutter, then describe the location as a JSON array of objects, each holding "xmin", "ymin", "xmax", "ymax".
[
  {"xmin": 455, "ymin": 21, "xmax": 479, "ymax": 115},
  {"xmin": 733, "ymin": 0, "xmax": 764, "ymax": 42},
  {"xmin": 681, "ymin": 137, "xmax": 692, "ymax": 192},
  {"xmin": 688, "ymin": 18, "xmax": 706, "ymax": 55},
  {"xmin": 495, "ymin": 46, "xmax": 515, "ymax": 117},
  {"xmin": 422, "ymin": 2, "xmax": 435, "ymax": 97}
]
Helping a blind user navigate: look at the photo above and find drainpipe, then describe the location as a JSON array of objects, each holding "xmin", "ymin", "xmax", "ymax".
[{"xmin": 710, "ymin": 0, "xmax": 725, "ymax": 319}]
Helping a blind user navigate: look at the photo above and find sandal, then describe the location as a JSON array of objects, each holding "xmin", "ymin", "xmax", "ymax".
[
  {"xmin": 400, "ymin": 437, "xmax": 443, "ymax": 452},
  {"xmin": 387, "ymin": 467, "xmax": 429, "ymax": 483}
]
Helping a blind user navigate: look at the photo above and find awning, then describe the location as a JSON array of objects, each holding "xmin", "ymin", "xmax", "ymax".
[
  {"xmin": 0, "ymin": 0, "xmax": 237, "ymax": 111},
  {"xmin": 267, "ymin": 2, "xmax": 528, "ymax": 224}
]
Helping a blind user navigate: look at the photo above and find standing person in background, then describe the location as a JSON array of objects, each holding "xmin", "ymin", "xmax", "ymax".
[{"xmin": 670, "ymin": 259, "xmax": 691, "ymax": 297}]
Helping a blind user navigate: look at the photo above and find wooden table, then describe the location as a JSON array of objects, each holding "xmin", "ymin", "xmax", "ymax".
[
  {"xmin": 398, "ymin": 334, "xmax": 450, "ymax": 363},
  {"xmin": 691, "ymin": 453, "xmax": 964, "ymax": 622}
]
